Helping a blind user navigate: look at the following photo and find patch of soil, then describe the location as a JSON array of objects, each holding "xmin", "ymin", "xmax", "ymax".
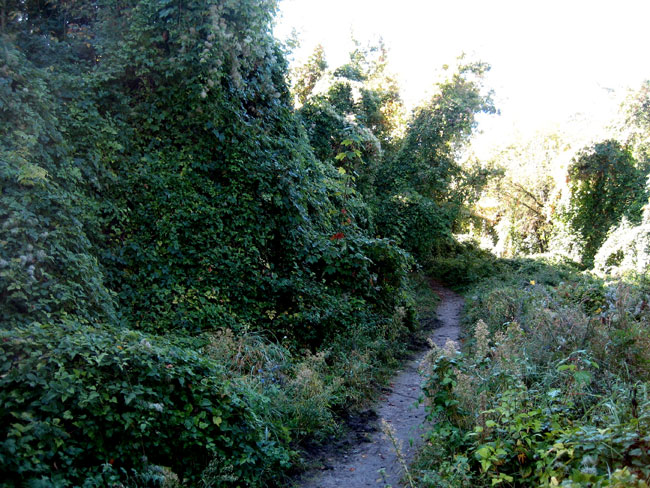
[
  {"xmin": 294, "ymin": 281, "xmax": 463, "ymax": 488},
  {"xmin": 296, "ymin": 409, "xmax": 379, "ymax": 473}
]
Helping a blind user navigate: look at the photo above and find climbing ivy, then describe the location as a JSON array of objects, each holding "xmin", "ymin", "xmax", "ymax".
[{"xmin": 1, "ymin": 0, "xmax": 416, "ymax": 483}]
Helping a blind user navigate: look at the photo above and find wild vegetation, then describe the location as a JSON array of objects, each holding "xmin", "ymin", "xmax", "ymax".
[
  {"xmin": 0, "ymin": 0, "xmax": 489, "ymax": 485},
  {"xmin": 0, "ymin": 0, "xmax": 415, "ymax": 484},
  {"xmin": 1, "ymin": 0, "xmax": 649, "ymax": 486},
  {"xmin": 414, "ymin": 260, "xmax": 650, "ymax": 487},
  {"xmin": 413, "ymin": 79, "xmax": 650, "ymax": 487}
]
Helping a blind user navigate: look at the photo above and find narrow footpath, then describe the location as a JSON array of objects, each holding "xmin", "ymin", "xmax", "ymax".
[{"xmin": 299, "ymin": 281, "xmax": 463, "ymax": 488}]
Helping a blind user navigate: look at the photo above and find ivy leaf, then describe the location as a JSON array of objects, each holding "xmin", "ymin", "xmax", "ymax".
[
  {"xmin": 475, "ymin": 446, "xmax": 491, "ymax": 459},
  {"xmin": 124, "ymin": 392, "xmax": 136, "ymax": 405}
]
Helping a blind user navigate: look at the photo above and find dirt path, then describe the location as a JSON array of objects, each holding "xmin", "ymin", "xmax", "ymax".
[{"xmin": 297, "ymin": 281, "xmax": 463, "ymax": 488}]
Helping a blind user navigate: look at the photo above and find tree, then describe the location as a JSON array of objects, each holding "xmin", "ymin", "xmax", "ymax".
[
  {"xmin": 292, "ymin": 44, "xmax": 328, "ymax": 105},
  {"xmin": 566, "ymin": 140, "xmax": 647, "ymax": 265},
  {"xmin": 375, "ymin": 59, "xmax": 496, "ymax": 258},
  {"xmin": 296, "ymin": 39, "xmax": 405, "ymax": 198},
  {"xmin": 390, "ymin": 59, "xmax": 495, "ymax": 201},
  {"xmin": 477, "ymin": 132, "xmax": 569, "ymax": 256}
]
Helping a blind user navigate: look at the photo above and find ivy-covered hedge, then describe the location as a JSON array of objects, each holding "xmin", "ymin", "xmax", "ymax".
[
  {"xmin": 0, "ymin": 39, "xmax": 117, "ymax": 327},
  {"xmin": 0, "ymin": 322, "xmax": 291, "ymax": 486},
  {"xmin": 1, "ymin": 0, "xmax": 416, "ymax": 483}
]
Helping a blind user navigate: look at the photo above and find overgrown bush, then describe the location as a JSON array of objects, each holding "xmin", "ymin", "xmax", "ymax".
[
  {"xmin": 414, "ymin": 262, "xmax": 650, "ymax": 487},
  {"xmin": 423, "ymin": 240, "xmax": 502, "ymax": 288},
  {"xmin": 1, "ymin": 0, "xmax": 420, "ymax": 483},
  {"xmin": 565, "ymin": 140, "xmax": 648, "ymax": 266},
  {"xmin": 0, "ymin": 322, "xmax": 292, "ymax": 486},
  {"xmin": 374, "ymin": 59, "xmax": 495, "ymax": 263},
  {"xmin": 0, "ymin": 36, "xmax": 117, "ymax": 327},
  {"xmin": 594, "ymin": 197, "xmax": 650, "ymax": 277}
]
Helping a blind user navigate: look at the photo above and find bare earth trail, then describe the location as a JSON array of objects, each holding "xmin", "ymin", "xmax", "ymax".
[{"xmin": 298, "ymin": 281, "xmax": 463, "ymax": 488}]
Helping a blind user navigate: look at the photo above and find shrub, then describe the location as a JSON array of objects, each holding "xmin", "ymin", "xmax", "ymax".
[
  {"xmin": 414, "ymin": 262, "xmax": 650, "ymax": 487},
  {"xmin": 594, "ymin": 202, "xmax": 650, "ymax": 277},
  {"xmin": 565, "ymin": 140, "xmax": 647, "ymax": 265},
  {"xmin": 424, "ymin": 240, "xmax": 501, "ymax": 288},
  {"xmin": 0, "ymin": 322, "xmax": 291, "ymax": 486}
]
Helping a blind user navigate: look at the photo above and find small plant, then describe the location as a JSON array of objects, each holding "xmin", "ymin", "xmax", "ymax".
[{"xmin": 380, "ymin": 419, "xmax": 416, "ymax": 488}]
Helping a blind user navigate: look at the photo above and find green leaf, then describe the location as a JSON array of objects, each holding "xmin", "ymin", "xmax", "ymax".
[
  {"xmin": 125, "ymin": 392, "xmax": 136, "ymax": 405},
  {"xmin": 557, "ymin": 364, "xmax": 575, "ymax": 372},
  {"xmin": 476, "ymin": 446, "xmax": 492, "ymax": 459},
  {"xmin": 573, "ymin": 370, "xmax": 592, "ymax": 385}
]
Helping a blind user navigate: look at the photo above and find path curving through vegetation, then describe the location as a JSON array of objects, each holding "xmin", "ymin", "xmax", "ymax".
[{"xmin": 299, "ymin": 281, "xmax": 463, "ymax": 488}]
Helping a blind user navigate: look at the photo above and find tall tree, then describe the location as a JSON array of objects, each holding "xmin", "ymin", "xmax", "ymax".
[
  {"xmin": 296, "ymin": 39, "xmax": 405, "ymax": 197},
  {"xmin": 479, "ymin": 132, "xmax": 569, "ymax": 255},
  {"xmin": 391, "ymin": 59, "xmax": 495, "ymax": 201},
  {"xmin": 566, "ymin": 140, "xmax": 647, "ymax": 265},
  {"xmin": 375, "ymin": 59, "xmax": 495, "ymax": 258},
  {"xmin": 292, "ymin": 44, "xmax": 328, "ymax": 105}
]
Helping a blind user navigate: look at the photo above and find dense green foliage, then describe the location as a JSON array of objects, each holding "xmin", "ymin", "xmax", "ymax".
[
  {"xmin": 409, "ymin": 78, "xmax": 650, "ymax": 488},
  {"xmin": 1, "ymin": 1, "xmax": 423, "ymax": 484},
  {"xmin": 293, "ymin": 47, "xmax": 495, "ymax": 265},
  {"xmin": 294, "ymin": 39, "xmax": 404, "ymax": 199},
  {"xmin": 566, "ymin": 140, "xmax": 648, "ymax": 266},
  {"xmin": 5, "ymin": 0, "xmax": 648, "ymax": 484},
  {"xmin": 474, "ymin": 133, "xmax": 568, "ymax": 256},
  {"xmin": 376, "ymin": 60, "xmax": 495, "ymax": 261},
  {"xmin": 469, "ymin": 81, "xmax": 650, "ymax": 271},
  {"xmin": 0, "ymin": 33, "xmax": 117, "ymax": 326},
  {"xmin": 594, "ymin": 192, "xmax": 650, "ymax": 276},
  {"xmin": 414, "ymin": 260, "xmax": 650, "ymax": 487},
  {"xmin": 1, "ymin": 323, "xmax": 291, "ymax": 485}
]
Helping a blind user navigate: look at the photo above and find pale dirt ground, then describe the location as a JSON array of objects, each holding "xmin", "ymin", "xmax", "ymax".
[{"xmin": 297, "ymin": 281, "xmax": 463, "ymax": 488}]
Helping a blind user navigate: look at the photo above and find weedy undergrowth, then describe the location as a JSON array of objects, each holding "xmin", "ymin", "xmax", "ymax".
[{"xmin": 413, "ymin": 260, "xmax": 650, "ymax": 487}]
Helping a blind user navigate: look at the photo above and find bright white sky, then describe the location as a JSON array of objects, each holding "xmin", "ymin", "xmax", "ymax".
[{"xmin": 274, "ymin": 0, "xmax": 650, "ymax": 157}]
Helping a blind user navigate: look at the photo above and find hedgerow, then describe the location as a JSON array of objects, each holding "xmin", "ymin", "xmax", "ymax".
[
  {"xmin": 1, "ymin": 0, "xmax": 417, "ymax": 483},
  {"xmin": 0, "ymin": 322, "xmax": 291, "ymax": 486}
]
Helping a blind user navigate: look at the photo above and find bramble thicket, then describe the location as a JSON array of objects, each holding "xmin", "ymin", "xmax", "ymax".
[{"xmin": 1, "ymin": 1, "xmax": 649, "ymax": 486}]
